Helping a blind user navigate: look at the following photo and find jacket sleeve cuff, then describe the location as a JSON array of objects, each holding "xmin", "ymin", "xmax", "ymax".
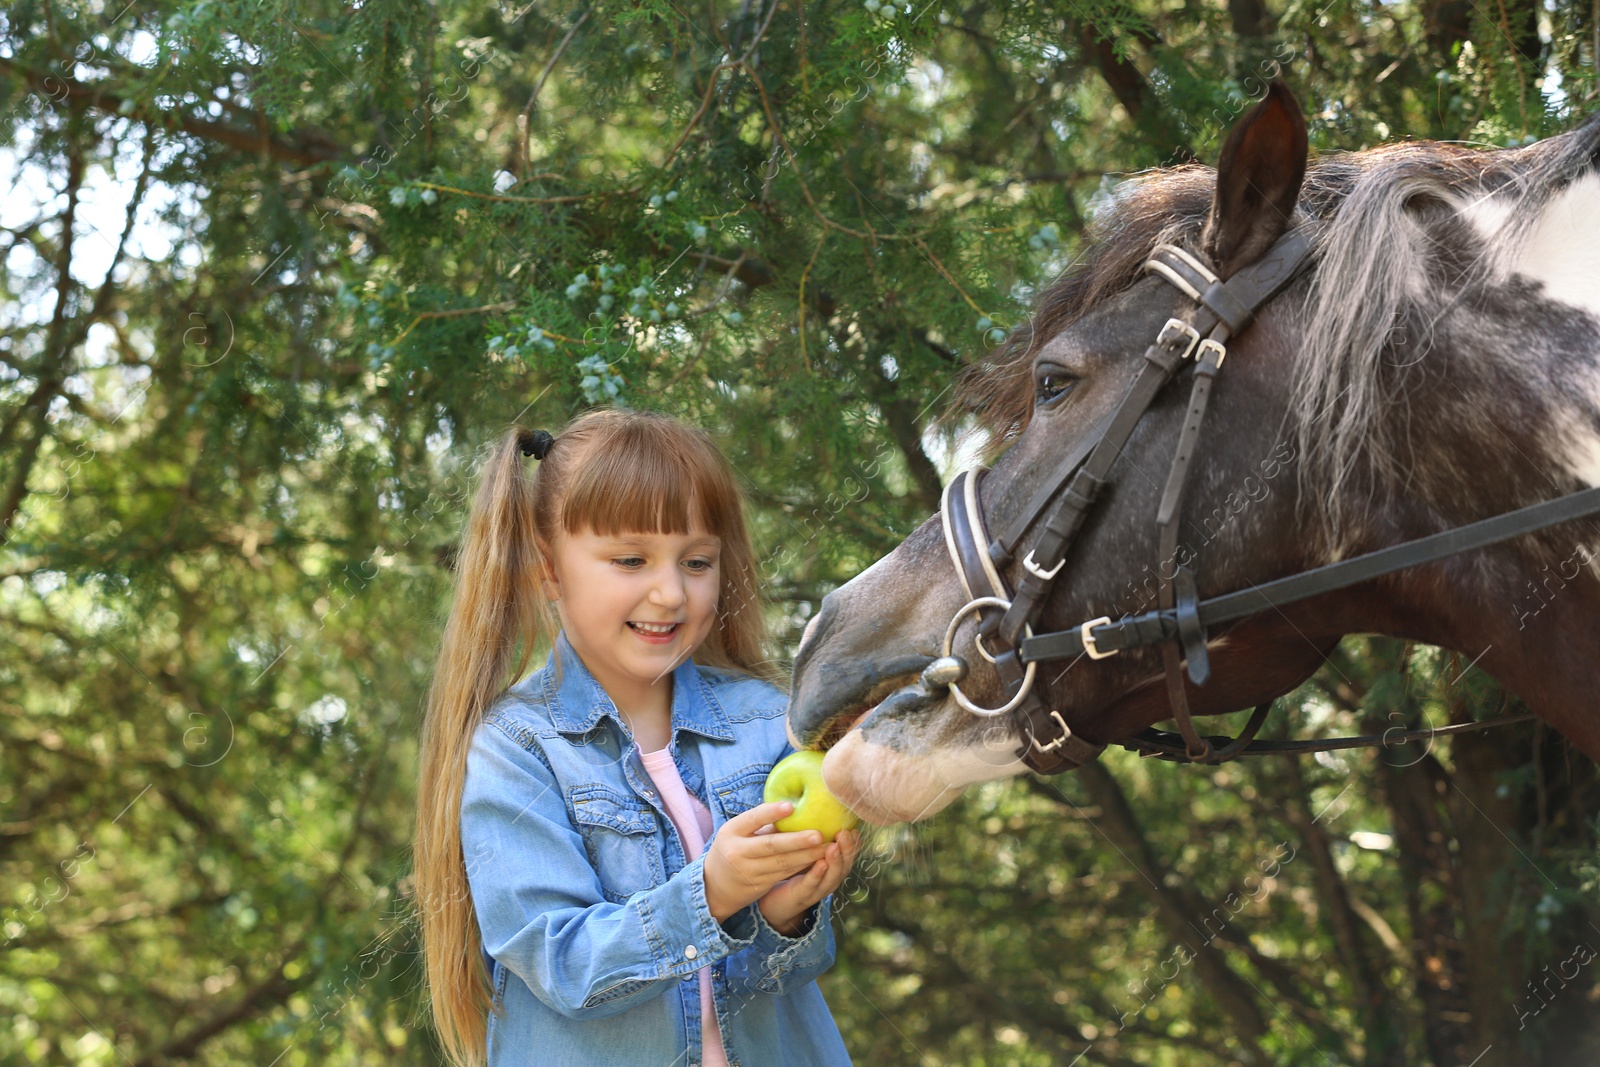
[
  {"xmin": 636, "ymin": 852, "xmax": 756, "ymax": 978},
  {"xmin": 746, "ymin": 894, "xmax": 836, "ymax": 992}
]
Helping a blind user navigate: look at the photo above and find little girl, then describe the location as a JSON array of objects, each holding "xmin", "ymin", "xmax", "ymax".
[{"xmin": 414, "ymin": 408, "xmax": 860, "ymax": 1067}]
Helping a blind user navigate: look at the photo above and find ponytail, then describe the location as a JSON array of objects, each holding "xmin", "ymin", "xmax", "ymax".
[{"xmin": 414, "ymin": 428, "xmax": 550, "ymax": 1067}]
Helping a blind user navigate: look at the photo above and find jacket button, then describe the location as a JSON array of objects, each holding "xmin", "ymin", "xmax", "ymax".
[{"xmin": 684, "ymin": 944, "xmax": 699, "ymax": 960}]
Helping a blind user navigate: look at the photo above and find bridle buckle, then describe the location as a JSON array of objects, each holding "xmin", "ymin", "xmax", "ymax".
[
  {"xmin": 1031, "ymin": 710, "xmax": 1073, "ymax": 754},
  {"xmin": 1080, "ymin": 615, "xmax": 1117, "ymax": 660},
  {"xmin": 1157, "ymin": 318, "xmax": 1201, "ymax": 360},
  {"xmin": 1021, "ymin": 549, "xmax": 1065, "ymax": 581},
  {"xmin": 1195, "ymin": 337, "xmax": 1228, "ymax": 367}
]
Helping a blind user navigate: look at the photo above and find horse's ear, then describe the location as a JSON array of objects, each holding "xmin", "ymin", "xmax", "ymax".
[{"xmin": 1201, "ymin": 81, "xmax": 1309, "ymax": 278}]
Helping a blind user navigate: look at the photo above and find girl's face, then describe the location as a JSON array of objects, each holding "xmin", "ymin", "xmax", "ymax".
[{"xmin": 544, "ymin": 523, "xmax": 722, "ymax": 714}]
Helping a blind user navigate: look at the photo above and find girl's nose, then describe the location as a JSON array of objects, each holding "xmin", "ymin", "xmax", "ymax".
[{"xmin": 648, "ymin": 568, "xmax": 687, "ymax": 608}]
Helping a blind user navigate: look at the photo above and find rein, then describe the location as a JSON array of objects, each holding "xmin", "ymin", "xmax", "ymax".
[{"xmin": 922, "ymin": 227, "xmax": 1592, "ymax": 772}]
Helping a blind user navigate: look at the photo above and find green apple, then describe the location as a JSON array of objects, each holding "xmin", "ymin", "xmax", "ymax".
[{"xmin": 763, "ymin": 750, "xmax": 861, "ymax": 842}]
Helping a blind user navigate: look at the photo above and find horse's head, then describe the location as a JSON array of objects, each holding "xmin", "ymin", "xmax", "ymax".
[{"xmin": 788, "ymin": 85, "xmax": 1600, "ymax": 824}]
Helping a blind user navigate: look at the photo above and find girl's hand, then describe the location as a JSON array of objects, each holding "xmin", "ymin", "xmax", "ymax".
[
  {"xmin": 704, "ymin": 802, "xmax": 832, "ymax": 923},
  {"xmin": 758, "ymin": 829, "xmax": 862, "ymax": 936}
]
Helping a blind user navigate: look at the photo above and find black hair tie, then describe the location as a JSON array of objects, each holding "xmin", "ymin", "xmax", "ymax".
[{"xmin": 519, "ymin": 429, "xmax": 556, "ymax": 460}]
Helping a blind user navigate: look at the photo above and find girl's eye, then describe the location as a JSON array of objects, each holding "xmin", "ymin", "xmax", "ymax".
[
  {"xmin": 683, "ymin": 558, "xmax": 714, "ymax": 573},
  {"xmin": 614, "ymin": 556, "xmax": 645, "ymax": 568},
  {"xmin": 1036, "ymin": 367, "xmax": 1079, "ymax": 406}
]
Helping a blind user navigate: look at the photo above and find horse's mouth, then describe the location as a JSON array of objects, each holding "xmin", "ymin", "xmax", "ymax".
[
  {"xmin": 814, "ymin": 706, "xmax": 873, "ymax": 751},
  {"xmin": 806, "ymin": 669, "xmax": 927, "ymax": 750}
]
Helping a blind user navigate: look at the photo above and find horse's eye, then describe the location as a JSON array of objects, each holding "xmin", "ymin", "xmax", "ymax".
[{"xmin": 1036, "ymin": 368, "xmax": 1078, "ymax": 406}]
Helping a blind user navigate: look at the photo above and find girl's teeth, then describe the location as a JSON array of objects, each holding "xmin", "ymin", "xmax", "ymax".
[{"xmin": 632, "ymin": 622, "xmax": 676, "ymax": 634}]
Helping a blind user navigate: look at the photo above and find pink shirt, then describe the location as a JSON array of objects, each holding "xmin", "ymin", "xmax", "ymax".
[{"xmin": 638, "ymin": 746, "xmax": 731, "ymax": 1067}]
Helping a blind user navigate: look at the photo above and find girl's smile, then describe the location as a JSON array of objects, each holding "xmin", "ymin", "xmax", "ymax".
[{"xmin": 628, "ymin": 620, "xmax": 681, "ymax": 642}]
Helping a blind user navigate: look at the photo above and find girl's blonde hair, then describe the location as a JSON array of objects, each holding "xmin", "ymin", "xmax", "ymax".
[{"xmin": 413, "ymin": 408, "xmax": 775, "ymax": 1066}]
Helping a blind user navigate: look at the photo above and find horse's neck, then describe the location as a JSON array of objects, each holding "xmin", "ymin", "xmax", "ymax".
[
  {"xmin": 1374, "ymin": 166, "xmax": 1600, "ymax": 756},
  {"xmin": 1412, "ymin": 548, "xmax": 1600, "ymax": 761}
]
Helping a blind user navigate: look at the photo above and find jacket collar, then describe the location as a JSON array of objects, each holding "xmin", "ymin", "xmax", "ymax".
[{"xmin": 545, "ymin": 631, "xmax": 736, "ymax": 743}]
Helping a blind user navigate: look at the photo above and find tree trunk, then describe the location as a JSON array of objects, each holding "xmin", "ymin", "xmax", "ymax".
[
  {"xmin": 1277, "ymin": 757, "xmax": 1406, "ymax": 1065},
  {"xmin": 1072, "ymin": 763, "xmax": 1271, "ymax": 1062}
]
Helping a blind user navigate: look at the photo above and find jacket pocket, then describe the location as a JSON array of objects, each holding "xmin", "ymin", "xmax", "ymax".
[
  {"xmin": 709, "ymin": 763, "xmax": 775, "ymax": 824},
  {"xmin": 569, "ymin": 784, "xmax": 665, "ymax": 904}
]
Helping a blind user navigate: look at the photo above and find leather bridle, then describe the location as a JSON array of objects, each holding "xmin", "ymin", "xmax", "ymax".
[{"xmin": 922, "ymin": 227, "xmax": 1599, "ymax": 774}]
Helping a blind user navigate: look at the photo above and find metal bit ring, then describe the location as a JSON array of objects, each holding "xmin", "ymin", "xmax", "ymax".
[{"xmin": 940, "ymin": 596, "xmax": 1037, "ymax": 718}]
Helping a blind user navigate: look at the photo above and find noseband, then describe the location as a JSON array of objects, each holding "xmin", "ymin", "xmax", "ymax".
[{"xmin": 926, "ymin": 228, "xmax": 1594, "ymax": 774}]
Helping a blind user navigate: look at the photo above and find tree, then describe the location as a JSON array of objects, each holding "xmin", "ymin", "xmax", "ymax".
[{"xmin": 2, "ymin": 0, "xmax": 1596, "ymax": 1063}]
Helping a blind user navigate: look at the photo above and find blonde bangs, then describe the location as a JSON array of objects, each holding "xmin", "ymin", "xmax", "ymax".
[{"xmin": 556, "ymin": 421, "xmax": 739, "ymax": 540}]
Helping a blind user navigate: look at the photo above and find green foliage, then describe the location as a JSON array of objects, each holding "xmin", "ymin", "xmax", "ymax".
[{"xmin": 2, "ymin": 0, "xmax": 1598, "ymax": 1064}]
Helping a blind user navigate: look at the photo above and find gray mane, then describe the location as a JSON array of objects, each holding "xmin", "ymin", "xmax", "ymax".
[{"xmin": 1290, "ymin": 120, "xmax": 1600, "ymax": 548}]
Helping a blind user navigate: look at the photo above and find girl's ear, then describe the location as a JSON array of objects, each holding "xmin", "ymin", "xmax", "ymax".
[{"xmin": 535, "ymin": 539, "xmax": 562, "ymax": 602}]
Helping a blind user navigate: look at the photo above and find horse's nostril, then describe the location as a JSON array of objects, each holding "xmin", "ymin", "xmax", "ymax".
[{"xmin": 798, "ymin": 611, "xmax": 823, "ymax": 653}]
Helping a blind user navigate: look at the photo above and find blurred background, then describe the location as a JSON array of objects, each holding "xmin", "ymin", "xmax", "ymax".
[{"xmin": 2, "ymin": 0, "xmax": 1598, "ymax": 1064}]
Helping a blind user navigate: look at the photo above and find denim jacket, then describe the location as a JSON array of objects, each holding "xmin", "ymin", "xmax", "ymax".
[{"xmin": 460, "ymin": 633, "xmax": 854, "ymax": 1067}]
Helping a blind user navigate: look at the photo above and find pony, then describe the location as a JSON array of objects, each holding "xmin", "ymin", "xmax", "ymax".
[{"xmin": 787, "ymin": 84, "xmax": 1600, "ymax": 825}]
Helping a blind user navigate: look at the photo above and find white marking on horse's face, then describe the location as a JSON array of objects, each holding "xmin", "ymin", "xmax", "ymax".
[{"xmin": 820, "ymin": 714, "xmax": 1027, "ymax": 825}]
